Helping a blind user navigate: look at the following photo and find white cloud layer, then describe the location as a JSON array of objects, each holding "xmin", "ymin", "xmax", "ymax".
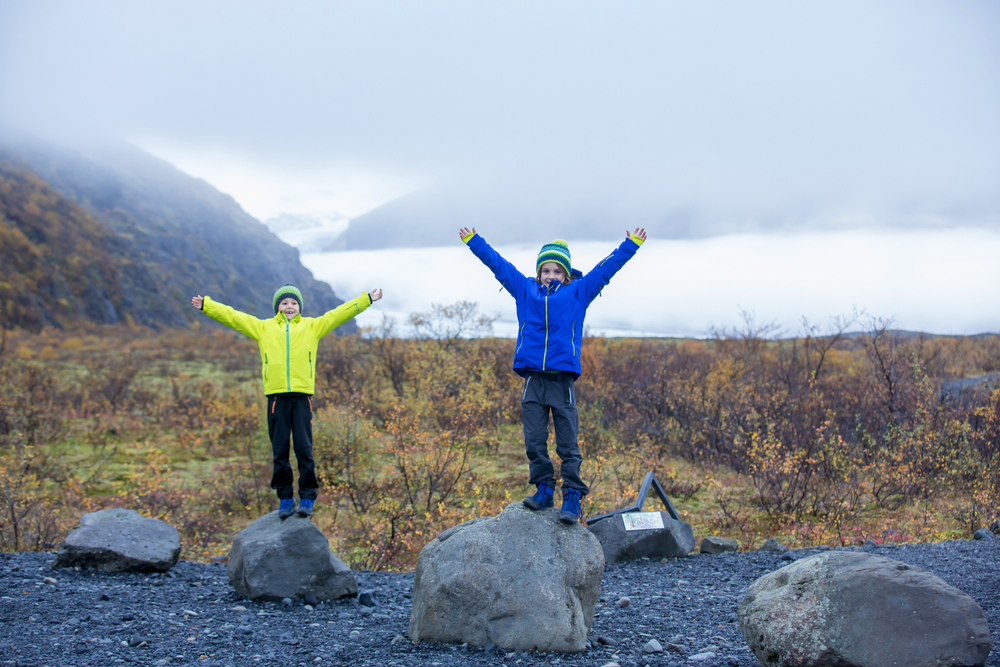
[{"xmin": 303, "ymin": 228, "xmax": 1000, "ymax": 338}]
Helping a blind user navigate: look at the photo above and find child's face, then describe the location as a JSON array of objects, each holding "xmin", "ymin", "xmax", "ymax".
[
  {"xmin": 538, "ymin": 262, "xmax": 569, "ymax": 287},
  {"xmin": 278, "ymin": 298, "xmax": 300, "ymax": 319}
]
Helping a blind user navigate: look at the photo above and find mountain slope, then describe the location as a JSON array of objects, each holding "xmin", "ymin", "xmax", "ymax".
[
  {"xmin": 0, "ymin": 152, "xmax": 165, "ymax": 330},
  {"xmin": 0, "ymin": 134, "xmax": 355, "ymax": 332}
]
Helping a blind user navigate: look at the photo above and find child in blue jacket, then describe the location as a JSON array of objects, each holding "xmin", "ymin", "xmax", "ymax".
[{"xmin": 459, "ymin": 226, "xmax": 647, "ymax": 523}]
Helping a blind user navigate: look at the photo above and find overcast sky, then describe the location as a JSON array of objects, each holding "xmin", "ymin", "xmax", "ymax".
[
  {"xmin": 1, "ymin": 1, "xmax": 998, "ymax": 334},
  {"xmin": 1, "ymin": 0, "xmax": 998, "ymax": 226}
]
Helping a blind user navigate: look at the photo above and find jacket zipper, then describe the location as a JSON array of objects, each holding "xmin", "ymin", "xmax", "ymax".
[
  {"xmin": 571, "ymin": 321, "xmax": 576, "ymax": 356},
  {"xmin": 285, "ymin": 322, "xmax": 291, "ymax": 391},
  {"xmin": 542, "ymin": 287, "xmax": 550, "ymax": 370},
  {"xmin": 264, "ymin": 353, "xmax": 268, "ymax": 380},
  {"xmin": 309, "ymin": 351, "xmax": 313, "ymax": 378},
  {"xmin": 515, "ymin": 321, "xmax": 526, "ymax": 355}
]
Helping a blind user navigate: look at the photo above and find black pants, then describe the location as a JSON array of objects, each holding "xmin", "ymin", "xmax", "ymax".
[
  {"xmin": 521, "ymin": 372, "xmax": 589, "ymax": 495},
  {"xmin": 267, "ymin": 393, "xmax": 318, "ymax": 501}
]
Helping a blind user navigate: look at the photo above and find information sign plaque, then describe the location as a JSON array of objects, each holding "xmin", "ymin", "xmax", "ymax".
[{"xmin": 620, "ymin": 511, "xmax": 665, "ymax": 531}]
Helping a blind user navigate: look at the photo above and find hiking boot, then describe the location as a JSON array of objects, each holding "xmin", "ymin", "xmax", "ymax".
[
  {"xmin": 523, "ymin": 481, "xmax": 555, "ymax": 510},
  {"xmin": 297, "ymin": 499, "xmax": 314, "ymax": 517},
  {"xmin": 278, "ymin": 498, "xmax": 297, "ymax": 519},
  {"xmin": 559, "ymin": 487, "xmax": 584, "ymax": 524}
]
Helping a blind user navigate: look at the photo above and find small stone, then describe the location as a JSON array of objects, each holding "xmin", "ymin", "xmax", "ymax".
[
  {"xmin": 43, "ymin": 577, "xmax": 57, "ymax": 584},
  {"xmin": 359, "ymin": 606, "xmax": 373, "ymax": 616},
  {"xmin": 304, "ymin": 604, "xmax": 313, "ymax": 611},
  {"xmin": 230, "ymin": 605, "xmax": 248, "ymax": 612},
  {"xmin": 699, "ymin": 536, "xmax": 738, "ymax": 554},
  {"xmin": 484, "ymin": 641, "xmax": 497, "ymax": 652},
  {"xmin": 236, "ymin": 625, "xmax": 252, "ymax": 635},
  {"xmin": 100, "ymin": 593, "xmax": 110, "ymax": 600},
  {"xmin": 642, "ymin": 639, "xmax": 663, "ymax": 653},
  {"xmin": 973, "ymin": 528, "xmax": 995, "ymax": 541},
  {"xmin": 281, "ymin": 598, "xmax": 293, "ymax": 606},
  {"xmin": 760, "ymin": 538, "xmax": 790, "ymax": 553},
  {"xmin": 358, "ymin": 590, "xmax": 377, "ymax": 607},
  {"xmin": 153, "ymin": 660, "xmax": 169, "ymax": 666},
  {"xmin": 669, "ymin": 635, "xmax": 684, "ymax": 644},
  {"xmin": 688, "ymin": 651, "xmax": 716, "ymax": 662},
  {"xmin": 121, "ymin": 613, "xmax": 134, "ymax": 621},
  {"xmin": 313, "ymin": 657, "xmax": 322, "ymax": 663},
  {"xmin": 349, "ymin": 630, "xmax": 361, "ymax": 640},
  {"xmin": 181, "ymin": 609, "xmax": 198, "ymax": 616},
  {"xmin": 597, "ymin": 637, "xmax": 619, "ymax": 646},
  {"xmin": 392, "ymin": 634, "xmax": 406, "ymax": 645},
  {"xmin": 303, "ymin": 593, "xmax": 319, "ymax": 606},
  {"xmin": 666, "ymin": 643, "xmax": 686, "ymax": 652},
  {"xmin": 616, "ymin": 596, "xmax": 630, "ymax": 608},
  {"xmin": 601, "ymin": 662, "xmax": 621, "ymax": 667}
]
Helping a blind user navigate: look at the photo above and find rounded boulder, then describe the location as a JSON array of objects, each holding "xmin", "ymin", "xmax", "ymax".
[
  {"xmin": 228, "ymin": 512, "xmax": 357, "ymax": 602},
  {"xmin": 408, "ymin": 502, "xmax": 604, "ymax": 653},
  {"xmin": 738, "ymin": 551, "xmax": 991, "ymax": 667}
]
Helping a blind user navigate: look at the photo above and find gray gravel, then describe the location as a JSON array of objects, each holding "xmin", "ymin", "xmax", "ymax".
[{"xmin": 1, "ymin": 539, "xmax": 997, "ymax": 666}]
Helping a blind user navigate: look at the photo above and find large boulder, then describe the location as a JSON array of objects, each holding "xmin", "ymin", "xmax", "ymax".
[
  {"xmin": 408, "ymin": 502, "xmax": 604, "ymax": 653},
  {"xmin": 228, "ymin": 512, "xmax": 357, "ymax": 602},
  {"xmin": 738, "ymin": 551, "xmax": 991, "ymax": 667},
  {"xmin": 53, "ymin": 508, "xmax": 180, "ymax": 572},
  {"xmin": 587, "ymin": 511, "xmax": 694, "ymax": 563}
]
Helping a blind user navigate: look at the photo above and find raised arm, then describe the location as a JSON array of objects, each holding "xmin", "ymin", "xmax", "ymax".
[
  {"xmin": 312, "ymin": 292, "xmax": 375, "ymax": 338},
  {"xmin": 460, "ymin": 227, "xmax": 528, "ymax": 299},
  {"xmin": 580, "ymin": 228, "xmax": 646, "ymax": 304},
  {"xmin": 199, "ymin": 296, "xmax": 266, "ymax": 341}
]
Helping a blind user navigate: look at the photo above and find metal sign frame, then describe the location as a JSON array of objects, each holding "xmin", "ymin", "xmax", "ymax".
[{"xmin": 586, "ymin": 471, "xmax": 680, "ymax": 524}]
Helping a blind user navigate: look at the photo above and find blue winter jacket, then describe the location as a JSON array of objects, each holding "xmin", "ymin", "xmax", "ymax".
[{"xmin": 465, "ymin": 233, "xmax": 641, "ymax": 378}]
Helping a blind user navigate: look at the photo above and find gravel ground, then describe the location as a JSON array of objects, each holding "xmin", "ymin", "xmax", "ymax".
[{"xmin": 1, "ymin": 539, "xmax": 997, "ymax": 667}]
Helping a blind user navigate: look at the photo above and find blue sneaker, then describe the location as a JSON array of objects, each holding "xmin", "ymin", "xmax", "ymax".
[
  {"xmin": 278, "ymin": 498, "xmax": 296, "ymax": 519},
  {"xmin": 297, "ymin": 499, "xmax": 314, "ymax": 517},
  {"xmin": 523, "ymin": 481, "xmax": 554, "ymax": 510},
  {"xmin": 559, "ymin": 487, "xmax": 584, "ymax": 524}
]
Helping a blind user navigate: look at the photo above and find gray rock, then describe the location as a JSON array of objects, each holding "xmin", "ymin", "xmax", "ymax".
[
  {"xmin": 358, "ymin": 590, "xmax": 377, "ymax": 607},
  {"xmin": 699, "ymin": 536, "xmax": 738, "ymax": 554},
  {"xmin": 642, "ymin": 639, "xmax": 663, "ymax": 653},
  {"xmin": 408, "ymin": 502, "xmax": 604, "ymax": 653},
  {"xmin": 228, "ymin": 511, "xmax": 357, "ymax": 602},
  {"xmin": 973, "ymin": 528, "xmax": 995, "ymax": 541},
  {"xmin": 52, "ymin": 509, "xmax": 180, "ymax": 572},
  {"xmin": 587, "ymin": 512, "xmax": 694, "ymax": 563},
  {"xmin": 616, "ymin": 596, "xmax": 630, "ymax": 608},
  {"xmin": 760, "ymin": 537, "xmax": 790, "ymax": 553},
  {"xmin": 687, "ymin": 652, "xmax": 716, "ymax": 662},
  {"xmin": 738, "ymin": 551, "xmax": 991, "ymax": 667}
]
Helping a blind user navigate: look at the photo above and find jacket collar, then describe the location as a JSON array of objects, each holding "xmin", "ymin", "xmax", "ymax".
[{"xmin": 274, "ymin": 312, "xmax": 302, "ymax": 324}]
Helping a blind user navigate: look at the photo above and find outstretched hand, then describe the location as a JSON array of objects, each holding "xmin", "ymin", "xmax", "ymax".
[
  {"xmin": 458, "ymin": 226, "xmax": 477, "ymax": 241},
  {"xmin": 191, "ymin": 295, "xmax": 203, "ymax": 310},
  {"xmin": 369, "ymin": 288, "xmax": 383, "ymax": 302},
  {"xmin": 627, "ymin": 227, "xmax": 647, "ymax": 242}
]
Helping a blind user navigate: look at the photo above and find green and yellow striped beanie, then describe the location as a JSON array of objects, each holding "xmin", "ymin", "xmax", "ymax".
[
  {"xmin": 273, "ymin": 284, "xmax": 303, "ymax": 314},
  {"xmin": 536, "ymin": 239, "xmax": 571, "ymax": 276}
]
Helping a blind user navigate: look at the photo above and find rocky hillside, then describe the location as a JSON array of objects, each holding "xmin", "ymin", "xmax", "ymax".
[{"xmin": 0, "ymin": 134, "xmax": 355, "ymax": 332}]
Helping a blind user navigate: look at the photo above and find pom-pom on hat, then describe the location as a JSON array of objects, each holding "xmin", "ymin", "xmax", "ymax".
[
  {"xmin": 536, "ymin": 239, "xmax": 571, "ymax": 276},
  {"xmin": 273, "ymin": 284, "xmax": 303, "ymax": 314}
]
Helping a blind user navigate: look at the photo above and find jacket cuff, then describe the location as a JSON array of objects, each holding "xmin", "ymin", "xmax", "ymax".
[
  {"xmin": 628, "ymin": 234, "xmax": 645, "ymax": 247},
  {"xmin": 462, "ymin": 231, "xmax": 477, "ymax": 244},
  {"xmin": 366, "ymin": 292, "xmax": 373, "ymax": 305}
]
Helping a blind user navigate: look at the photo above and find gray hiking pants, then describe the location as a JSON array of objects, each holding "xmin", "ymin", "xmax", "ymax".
[{"xmin": 521, "ymin": 371, "xmax": 589, "ymax": 495}]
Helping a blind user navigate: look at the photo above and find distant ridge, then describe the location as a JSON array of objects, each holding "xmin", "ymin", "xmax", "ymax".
[{"xmin": 0, "ymin": 132, "xmax": 355, "ymax": 333}]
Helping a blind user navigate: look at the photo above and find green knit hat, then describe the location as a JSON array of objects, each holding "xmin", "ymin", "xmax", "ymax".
[
  {"xmin": 536, "ymin": 239, "xmax": 571, "ymax": 276},
  {"xmin": 273, "ymin": 284, "xmax": 303, "ymax": 314}
]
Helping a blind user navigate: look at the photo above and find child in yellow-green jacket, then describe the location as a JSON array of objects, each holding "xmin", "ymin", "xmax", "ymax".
[{"xmin": 191, "ymin": 284, "xmax": 382, "ymax": 518}]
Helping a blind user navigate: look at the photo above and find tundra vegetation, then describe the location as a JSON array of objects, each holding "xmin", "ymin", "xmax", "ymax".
[{"xmin": 1, "ymin": 303, "xmax": 998, "ymax": 570}]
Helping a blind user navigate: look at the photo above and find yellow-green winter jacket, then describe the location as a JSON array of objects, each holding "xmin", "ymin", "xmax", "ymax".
[{"xmin": 201, "ymin": 293, "xmax": 372, "ymax": 395}]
